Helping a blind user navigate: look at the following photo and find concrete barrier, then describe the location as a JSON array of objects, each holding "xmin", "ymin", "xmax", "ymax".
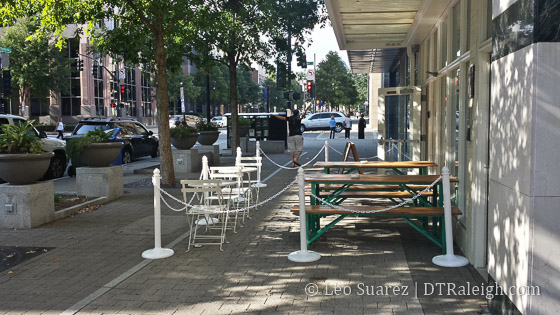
[
  {"xmin": 76, "ymin": 165, "xmax": 123, "ymax": 201},
  {"xmin": 0, "ymin": 181, "xmax": 55, "ymax": 229}
]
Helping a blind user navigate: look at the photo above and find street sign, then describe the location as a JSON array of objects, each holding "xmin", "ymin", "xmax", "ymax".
[
  {"xmin": 0, "ymin": 47, "xmax": 12, "ymax": 54},
  {"xmin": 306, "ymin": 69, "xmax": 315, "ymax": 80},
  {"xmin": 118, "ymin": 68, "xmax": 125, "ymax": 79},
  {"xmin": 307, "ymin": 61, "xmax": 313, "ymax": 65}
]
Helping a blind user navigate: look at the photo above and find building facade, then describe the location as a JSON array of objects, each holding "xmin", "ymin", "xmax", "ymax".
[{"xmin": 327, "ymin": 0, "xmax": 560, "ymax": 313}]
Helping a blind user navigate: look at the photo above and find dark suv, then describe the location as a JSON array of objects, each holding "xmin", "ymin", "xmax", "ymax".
[{"xmin": 69, "ymin": 118, "xmax": 158, "ymax": 164}]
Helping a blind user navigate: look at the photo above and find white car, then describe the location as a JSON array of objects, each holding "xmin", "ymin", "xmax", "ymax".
[
  {"xmin": 210, "ymin": 116, "xmax": 227, "ymax": 127},
  {"xmin": 300, "ymin": 112, "xmax": 346, "ymax": 133},
  {"xmin": 169, "ymin": 115, "xmax": 200, "ymax": 128},
  {"xmin": 0, "ymin": 114, "xmax": 67, "ymax": 179}
]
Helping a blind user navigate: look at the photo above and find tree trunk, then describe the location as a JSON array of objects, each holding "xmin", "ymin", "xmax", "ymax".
[
  {"xmin": 153, "ymin": 24, "xmax": 175, "ymax": 186},
  {"xmin": 19, "ymin": 86, "xmax": 30, "ymax": 118},
  {"xmin": 228, "ymin": 53, "xmax": 239, "ymax": 157}
]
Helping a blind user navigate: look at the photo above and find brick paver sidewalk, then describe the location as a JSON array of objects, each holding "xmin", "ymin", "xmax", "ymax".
[{"xmin": 0, "ymin": 135, "xmax": 488, "ymax": 314}]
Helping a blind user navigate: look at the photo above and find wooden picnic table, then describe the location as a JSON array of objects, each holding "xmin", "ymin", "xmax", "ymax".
[
  {"xmin": 313, "ymin": 160, "xmax": 438, "ymax": 175},
  {"xmin": 305, "ymin": 173, "xmax": 447, "ymax": 207},
  {"xmin": 300, "ymin": 172, "xmax": 460, "ymax": 252}
]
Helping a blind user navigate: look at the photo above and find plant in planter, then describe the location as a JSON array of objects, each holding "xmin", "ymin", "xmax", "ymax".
[
  {"xmin": 238, "ymin": 118, "xmax": 252, "ymax": 137},
  {"xmin": 196, "ymin": 120, "xmax": 220, "ymax": 145},
  {"xmin": 0, "ymin": 120, "xmax": 54, "ymax": 185},
  {"xmin": 66, "ymin": 128, "xmax": 123, "ymax": 167},
  {"xmin": 169, "ymin": 124, "xmax": 199, "ymax": 150}
]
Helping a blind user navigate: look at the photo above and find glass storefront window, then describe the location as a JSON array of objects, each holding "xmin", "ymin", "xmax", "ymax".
[
  {"xmin": 486, "ymin": 0, "xmax": 494, "ymax": 39},
  {"xmin": 452, "ymin": 3, "xmax": 461, "ymax": 59},
  {"xmin": 441, "ymin": 18, "xmax": 448, "ymax": 67}
]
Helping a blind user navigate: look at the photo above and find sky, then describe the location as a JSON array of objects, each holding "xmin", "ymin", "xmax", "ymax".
[{"xmin": 292, "ymin": 23, "xmax": 349, "ymax": 72}]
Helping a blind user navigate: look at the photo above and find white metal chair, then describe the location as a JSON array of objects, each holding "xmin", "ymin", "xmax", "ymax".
[
  {"xmin": 236, "ymin": 155, "xmax": 263, "ymax": 213},
  {"xmin": 208, "ymin": 166, "xmax": 251, "ymax": 231},
  {"xmin": 180, "ymin": 179, "xmax": 229, "ymax": 252}
]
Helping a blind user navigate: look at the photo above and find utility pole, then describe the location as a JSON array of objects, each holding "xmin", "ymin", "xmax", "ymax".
[{"xmin": 286, "ymin": 32, "xmax": 292, "ymax": 111}]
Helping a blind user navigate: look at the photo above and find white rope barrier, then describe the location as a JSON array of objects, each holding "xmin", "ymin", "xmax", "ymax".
[
  {"xmin": 258, "ymin": 145, "xmax": 325, "ymax": 170},
  {"xmin": 304, "ymin": 175, "xmax": 442, "ymax": 214},
  {"xmin": 157, "ymin": 176, "xmax": 299, "ymax": 214}
]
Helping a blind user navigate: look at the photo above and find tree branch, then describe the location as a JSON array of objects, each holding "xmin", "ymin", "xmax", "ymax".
[{"xmin": 122, "ymin": 0, "xmax": 153, "ymax": 31}]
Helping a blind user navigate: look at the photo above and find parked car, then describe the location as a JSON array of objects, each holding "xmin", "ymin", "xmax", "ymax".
[
  {"xmin": 210, "ymin": 116, "xmax": 227, "ymax": 127},
  {"xmin": 300, "ymin": 112, "xmax": 346, "ymax": 133},
  {"xmin": 0, "ymin": 114, "xmax": 67, "ymax": 179},
  {"xmin": 68, "ymin": 118, "xmax": 158, "ymax": 164},
  {"xmin": 169, "ymin": 115, "xmax": 200, "ymax": 129}
]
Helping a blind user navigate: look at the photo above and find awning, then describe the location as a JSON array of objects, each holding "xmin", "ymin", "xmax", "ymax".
[{"xmin": 326, "ymin": 0, "xmax": 452, "ymax": 73}]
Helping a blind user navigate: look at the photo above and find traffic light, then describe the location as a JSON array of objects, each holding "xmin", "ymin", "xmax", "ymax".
[
  {"xmin": 296, "ymin": 50, "xmax": 307, "ymax": 68},
  {"xmin": 2, "ymin": 70, "xmax": 12, "ymax": 96},
  {"xmin": 120, "ymin": 85, "xmax": 126, "ymax": 101},
  {"xmin": 306, "ymin": 80, "xmax": 313, "ymax": 97},
  {"xmin": 77, "ymin": 59, "xmax": 84, "ymax": 71}
]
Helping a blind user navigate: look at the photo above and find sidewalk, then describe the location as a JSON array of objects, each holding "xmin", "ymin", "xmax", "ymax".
[{"xmin": 0, "ymin": 131, "xmax": 489, "ymax": 314}]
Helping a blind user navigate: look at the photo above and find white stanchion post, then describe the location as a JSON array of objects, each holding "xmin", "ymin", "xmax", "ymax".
[
  {"xmin": 253, "ymin": 141, "xmax": 267, "ymax": 188},
  {"xmin": 325, "ymin": 141, "xmax": 329, "ymax": 162},
  {"xmin": 142, "ymin": 169, "xmax": 174, "ymax": 259},
  {"xmin": 202, "ymin": 156, "xmax": 209, "ymax": 180},
  {"xmin": 432, "ymin": 166, "xmax": 469, "ymax": 267},
  {"xmin": 398, "ymin": 142, "xmax": 403, "ymax": 161},
  {"xmin": 236, "ymin": 147, "xmax": 242, "ymax": 166},
  {"xmin": 288, "ymin": 167, "xmax": 321, "ymax": 262}
]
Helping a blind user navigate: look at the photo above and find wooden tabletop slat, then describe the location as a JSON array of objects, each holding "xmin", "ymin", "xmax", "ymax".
[
  {"xmin": 290, "ymin": 205, "xmax": 462, "ymax": 216},
  {"xmin": 314, "ymin": 161, "xmax": 438, "ymax": 168},
  {"xmin": 305, "ymin": 184, "xmax": 431, "ymax": 191},
  {"xmin": 304, "ymin": 174, "xmax": 456, "ymax": 184}
]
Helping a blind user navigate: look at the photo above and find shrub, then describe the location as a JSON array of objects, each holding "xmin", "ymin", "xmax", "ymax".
[
  {"xmin": 0, "ymin": 120, "xmax": 43, "ymax": 154},
  {"xmin": 169, "ymin": 124, "xmax": 198, "ymax": 139},
  {"xmin": 66, "ymin": 127, "xmax": 114, "ymax": 159},
  {"xmin": 196, "ymin": 120, "xmax": 219, "ymax": 131},
  {"xmin": 238, "ymin": 118, "xmax": 252, "ymax": 127}
]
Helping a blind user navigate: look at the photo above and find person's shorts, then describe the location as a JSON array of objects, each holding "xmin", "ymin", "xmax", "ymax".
[{"xmin": 288, "ymin": 135, "xmax": 303, "ymax": 152}]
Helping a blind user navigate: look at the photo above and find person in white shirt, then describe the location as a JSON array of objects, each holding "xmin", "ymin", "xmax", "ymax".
[
  {"xmin": 55, "ymin": 117, "xmax": 64, "ymax": 139},
  {"xmin": 343, "ymin": 114, "xmax": 352, "ymax": 139}
]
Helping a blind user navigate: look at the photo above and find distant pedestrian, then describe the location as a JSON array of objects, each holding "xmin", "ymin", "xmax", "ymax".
[
  {"xmin": 344, "ymin": 114, "xmax": 352, "ymax": 139},
  {"xmin": 272, "ymin": 109, "xmax": 307, "ymax": 167},
  {"xmin": 329, "ymin": 115, "xmax": 336, "ymax": 139},
  {"xmin": 55, "ymin": 117, "xmax": 64, "ymax": 139},
  {"xmin": 358, "ymin": 114, "xmax": 366, "ymax": 139}
]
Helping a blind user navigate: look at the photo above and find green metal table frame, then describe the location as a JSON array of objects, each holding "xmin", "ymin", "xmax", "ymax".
[{"xmin": 307, "ymin": 179, "xmax": 446, "ymax": 253}]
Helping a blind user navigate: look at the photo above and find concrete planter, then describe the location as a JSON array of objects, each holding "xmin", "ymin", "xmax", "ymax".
[
  {"xmin": 171, "ymin": 134, "xmax": 199, "ymax": 150},
  {"xmin": 0, "ymin": 152, "xmax": 54, "ymax": 185},
  {"xmin": 197, "ymin": 131, "xmax": 220, "ymax": 145},
  {"xmin": 81, "ymin": 142, "xmax": 124, "ymax": 167}
]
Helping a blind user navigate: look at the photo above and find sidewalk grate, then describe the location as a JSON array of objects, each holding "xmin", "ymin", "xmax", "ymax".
[{"xmin": 0, "ymin": 246, "xmax": 54, "ymax": 272}]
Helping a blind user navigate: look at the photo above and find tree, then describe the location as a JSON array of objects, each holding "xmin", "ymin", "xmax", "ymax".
[
  {"xmin": 167, "ymin": 71, "xmax": 200, "ymax": 116},
  {"xmin": 1, "ymin": 1, "xmax": 207, "ymax": 186},
  {"xmin": 189, "ymin": 0, "xmax": 325, "ymax": 155},
  {"xmin": 0, "ymin": 17, "xmax": 71, "ymax": 117},
  {"xmin": 352, "ymin": 73, "xmax": 368, "ymax": 113},
  {"xmin": 315, "ymin": 51, "xmax": 357, "ymax": 112}
]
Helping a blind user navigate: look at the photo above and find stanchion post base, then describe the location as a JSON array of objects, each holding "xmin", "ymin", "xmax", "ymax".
[
  {"xmin": 252, "ymin": 183, "xmax": 267, "ymax": 188},
  {"xmin": 142, "ymin": 247, "xmax": 174, "ymax": 259},
  {"xmin": 432, "ymin": 254, "xmax": 469, "ymax": 267},
  {"xmin": 196, "ymin": 218, "xmax": 220, "ymax": 225},
  {"xmin": 288, "ymin": 250, "xmax": 321, "ymax": 263}
]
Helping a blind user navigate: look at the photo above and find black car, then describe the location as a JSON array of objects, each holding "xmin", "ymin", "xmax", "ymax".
[{"xmin": 69, "ymin": 118, "xmax": 158, "ymax": 164}]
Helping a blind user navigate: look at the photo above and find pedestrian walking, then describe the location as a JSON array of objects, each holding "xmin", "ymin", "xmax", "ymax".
[
  {"xmin": 329, "ymin": 115, "xmax": 336, "ymax": 139},
  {"xmin": 272, "ymin": 109, "xmax": 307, "ymax": 167},
  {"xmin": 358, "ymin": 113, "xmax": 366, "ymax": 139},
  {"xmin": 344, "ymin": 114, "xmax": 352, "ymax": 139},
  {"xmin": 55, "ymin": 117, "xmax": 64, "ymax": 139}
]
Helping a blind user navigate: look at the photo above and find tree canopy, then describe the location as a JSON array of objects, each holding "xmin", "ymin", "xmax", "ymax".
[
  {"xmin": 0, "ymin": 17, "xmax": 71, "ymax": 115},
  {"xmin": 315, "ymin": 51, "xmax": 358, "ymax": 112}
]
